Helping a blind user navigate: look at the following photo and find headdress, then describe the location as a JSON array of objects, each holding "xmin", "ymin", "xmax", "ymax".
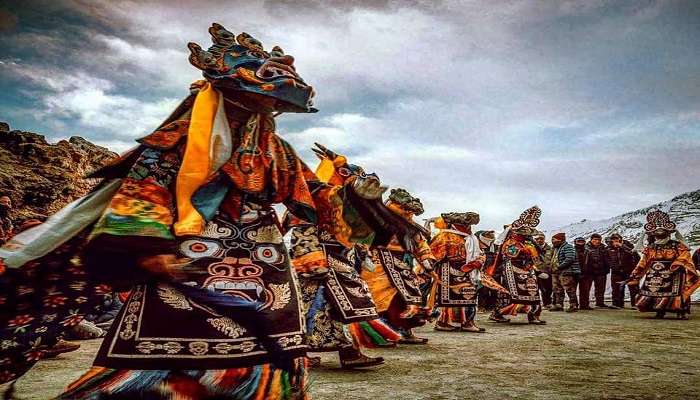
[
  {"xmin": 173, "ymin": 23, "xmax": 318, "ymax": 236},
  {"xmin": 643, "ymin": 209, "xmax": 676, "ymax": 233},
  {"xmin": 188, "ymin": 23, "xmax": 316, "ymax": 113},
  {"xmin": 476, "ymin": 230, "xmax": 496, "ymax": 246},
  {"xmin": 511, "ymin": 206, "xmax": 541, "ymax": 230},
  {"xmin": 496, "ymin": 206, "xmax": 541, "ymax": 244},
  {"xmin": 441, "ymin": 212, "xmax": 480, "ymax": 226},
  {"xmin": 387, "ymin": 188, "xmax": 424, "ymax": 216}
]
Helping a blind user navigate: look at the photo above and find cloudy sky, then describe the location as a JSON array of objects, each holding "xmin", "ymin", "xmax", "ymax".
[{"xmin": 0, "ymin": 0, "xmax": 698, "ymax": 231}]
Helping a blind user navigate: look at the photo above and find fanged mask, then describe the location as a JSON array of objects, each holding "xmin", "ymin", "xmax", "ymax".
[
  {"xmin": 188, "ymin": 23, "xmax": 316, "ymax": 113},
  {"xmin": 441, "ymin": 212, "xmax": 480, "ymax": 227},
  {"xmin": 388, "ymin": 188, "xmax": 424, "ymax": 216}
]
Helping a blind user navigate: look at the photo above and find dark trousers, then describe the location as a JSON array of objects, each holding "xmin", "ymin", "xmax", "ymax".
[
  {"xmin": 479, "ymin": 273, "xmax": 502, "ymax": 310},
  {"xmin": 610, "ymin": 272, "xmax": 639, "ymax": 307},
  {"xmin": 538, "ymin": 275, "xmax": 553, "ymax": 306},
  {"xmin": 579, "ymin": 274, "xmax": 607, "ymax": 307}
]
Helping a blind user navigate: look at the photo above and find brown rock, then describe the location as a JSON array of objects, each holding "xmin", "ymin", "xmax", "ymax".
[{"xmin": 0, "ymin": 121, "xmax": 118, "ymax": 223}]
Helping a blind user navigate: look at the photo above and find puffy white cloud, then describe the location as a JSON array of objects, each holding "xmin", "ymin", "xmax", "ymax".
[{"xmin": 0, "ymin": 60, "xmax": 180, "ymax": 143}]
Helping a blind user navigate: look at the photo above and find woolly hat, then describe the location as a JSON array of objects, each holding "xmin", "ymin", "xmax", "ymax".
[{"xmin": 552, "ymin": 232, "xmax": 566, "ymax": 241}]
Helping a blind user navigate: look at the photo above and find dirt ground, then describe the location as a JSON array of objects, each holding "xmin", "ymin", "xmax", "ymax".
[{"xmin": 4, "ymin": 307, "xmax": 700, "ymax": 399}]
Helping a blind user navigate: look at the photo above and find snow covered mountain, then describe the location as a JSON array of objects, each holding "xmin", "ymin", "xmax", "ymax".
[{"xmin": 548, "ymin": 189, "xmax": 700, "ymax": 250}]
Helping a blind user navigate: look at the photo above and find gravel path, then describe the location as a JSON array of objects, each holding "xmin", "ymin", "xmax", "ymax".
[{"xmin": 4, "ymin": 308, "xmax": 699, "ymax": 399}]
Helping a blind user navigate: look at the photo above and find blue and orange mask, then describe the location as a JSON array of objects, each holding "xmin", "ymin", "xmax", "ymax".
[{"xmin": 188, "ymin": 23, "xmax": 316, "ymax": 114}]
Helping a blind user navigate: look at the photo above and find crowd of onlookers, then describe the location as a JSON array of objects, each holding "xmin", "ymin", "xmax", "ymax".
[
  {"xmin": 535, "ymin": 232, "xmax": 643, "ymax": 312},
  {"xmin": 478, "ymin": 228, "xmax": 700, "ymax": 313}
]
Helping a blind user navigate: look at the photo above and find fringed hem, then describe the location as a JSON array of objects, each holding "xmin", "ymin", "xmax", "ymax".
[
  {"xmin": 499, "ymin": 303, "xmax": 531, "ymax": 316},
  {"xmin": 437, "ymin": 307, "xmax": 466, "ymax": 324},
  {"xmin": 635, "ymin": 295, "xmax": 688, "ymax": 313},
  {"xmin": 348, "ymin": 319, "xmax": 402, "ymax": 348},
  {"xmin": 58, "ymin": 358, "xmax": 308, "ymax": 400}
]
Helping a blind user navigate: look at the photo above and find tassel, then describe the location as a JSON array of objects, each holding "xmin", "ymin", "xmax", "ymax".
[
  {"xmin": 253, "ymin": 365, "xmax": 272, "ymax": 400},
  {"xmin": 230, "ymin": 366, "xmax": 261, "ymax": 399},
  {"xmin": 280, "ymin": 370, "xmax": 291, "ymax": 399},
  {"xmin": 268, "ymin": 369, "xmax": 283, "ymax": 399},
  {"xmin": 367, "ymin": 319, "xmax": 402, "ymax": 342},
  {"xmin": 359, "ymin": 321, "xmax": 390, "ymax": 347}
]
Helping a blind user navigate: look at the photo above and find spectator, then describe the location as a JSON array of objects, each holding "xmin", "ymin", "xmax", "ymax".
[
  {"xmin": 534, "ymin": 233, "xmax": 554, "ymax": 309},
  {"xmin": 605, "ymin": 233, "xmax": 640, "ymax": 308},
  {"xmin": 551, "ymin": 232, "xmax": 580, "ymax": 312},
  {"xmin": 694, "ymin": 247, "xmax": 700, "ymax": 270},
  {"xmin": 580, "ymin": 233, "xmax": 610, "ymax": 309},
  {"xmin": 574, "ymin": 237, "xmax": 587, "ymax": 271}
]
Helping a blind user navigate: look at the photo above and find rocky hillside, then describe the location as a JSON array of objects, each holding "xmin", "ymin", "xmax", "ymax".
[
  {"xmin": 549, "ymin": 189, "xmax": 700, "ymax": 249},
  {"xmin": 0, "ymin": 121, "xmax": 117, "ymax": 223}
]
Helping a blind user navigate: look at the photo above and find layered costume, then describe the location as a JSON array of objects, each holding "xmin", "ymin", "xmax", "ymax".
[
  {"xmin": 0, "ymin": 23, "xmax": 355, "ymax": 399},
  {"xmin": 489, "ymin": 206, "xmax": 547, "ymax": 324},
  {"xmin": 287, "ymin": 146, "xmax": 421, "ymax": 368},
  {"xmin": 430, "ymin": 212, "xmax": 501, "ymax": 332},
  {"xmin": 359, "ymin": 188, "xmax": 435, "ymax": 344},
  {"xmin": 476, "ymin": 230, "xmax": 499, "ymax": 310},
  {"xmin": 629, "ymin": 210, "xmax": 699, "ymax": 319}
]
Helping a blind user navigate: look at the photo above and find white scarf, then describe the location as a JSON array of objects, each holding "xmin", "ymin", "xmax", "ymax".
[
  {"xmin": 464, "ymin": 232, "xmax": 483, "ymax": 285},
  {"xmin": 0, "ymin": 179, "xmax": 122, "ymax": 268}
]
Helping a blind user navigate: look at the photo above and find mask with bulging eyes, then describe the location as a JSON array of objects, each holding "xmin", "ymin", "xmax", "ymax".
[
  {"xmin": 188, "ymin": 23, "xmax": 316, "ymax": 114},
  {"xmin": 312, "ymin": 142, "xmax": 386, "ymax": 199},
  {"xmin": 388, "ymin": 188, "xmax": 425, "ymax": 216}
]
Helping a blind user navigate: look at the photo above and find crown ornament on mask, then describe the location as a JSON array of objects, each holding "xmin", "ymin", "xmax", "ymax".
[
  {"xmin": 187, "ymin": 23, "xmax": 316, "ymax": 113},
  {"xmin": 644, "ymin": 209, "xmax": 676, "ymax": 233},
  {"xmin": 511, "ymin": 205, "xmax": 541, "ymax": 230}
]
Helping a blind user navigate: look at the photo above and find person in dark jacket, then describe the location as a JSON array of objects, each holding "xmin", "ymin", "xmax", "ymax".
[
  {"xmin": 551, "ymin": 233, "xmax": 580, "ymax": 312},
  {"xmin": 574, "ymin": 237, "xmax": 586, "ymax": 270},
  {"xmin": 605, "ymin": 233, "xmax": 640, "ymax": 308},
  {"xmin": 579, "ymin": 233, "xmax": 610, "ymax": 309},
  {"xmin": 694, "ymin": 247, "xmax": 700, "ymax": 270}
]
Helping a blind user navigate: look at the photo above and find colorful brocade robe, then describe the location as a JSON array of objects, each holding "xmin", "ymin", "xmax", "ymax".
[
  {"xmin": 430, "ymin": 230, "xmax": 485, "ymax": 306},
  {"xmin": 81, "ymin": 107, "xmax": 317, "ymax": 371},
  {"xmin": 0, "ymin": 103, "xmax": 327, "ymax": 398},
  {"xmin": 363, "ymin": 235, "xmax": 434, "ymax": 313},
  {"xmin": 631, "ymin": 240, "xmax": 699, "ymax": 313},
  {"xmin": 289, "ymin": 217, "xmax": 378, "ymax": 351},
  {"xmin": 497, "ymin": 236, "xmax": 542, "ymax": 305}
]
